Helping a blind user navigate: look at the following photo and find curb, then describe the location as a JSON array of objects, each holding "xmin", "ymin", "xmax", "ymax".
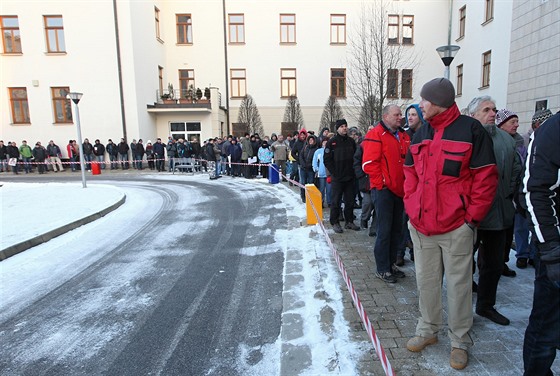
[{"xmin": 0, "ymin": 194, "xmax": 126, "ymax": 261}]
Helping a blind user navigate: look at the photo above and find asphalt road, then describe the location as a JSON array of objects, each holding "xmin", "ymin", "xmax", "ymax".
[{"xmin": 0, "ymin": 176, "xmax": 286, "ymax": 375}]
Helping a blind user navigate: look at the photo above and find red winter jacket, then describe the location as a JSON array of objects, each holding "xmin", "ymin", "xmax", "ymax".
[
  {"xmin": 403, "ymin": 104, "xmax": 498, "ymax": 236},
  {"xmin": 362, "ymin": 122, "xmax": 410, "ymax": 198}
]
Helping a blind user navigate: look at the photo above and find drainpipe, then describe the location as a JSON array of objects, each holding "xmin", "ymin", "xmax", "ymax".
[
  {"xmin": 222, "ymin": 0, "xmax": 230, "ymax": 135},
  {"xmin": 448, "ymin": 0, "xmax": 453, "ymax": 46},
  {"xmin": 113, "ymin": 0, "xmax": 128, "ymax": 140}
]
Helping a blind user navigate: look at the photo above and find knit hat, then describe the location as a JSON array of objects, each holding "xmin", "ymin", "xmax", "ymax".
[
  {"xmin": 532, "ymin": 109, "xmax": 553, "ymax": 126},
  {"xmin": 420, "ymin": 78, "xmax": 455, "ymax": 108},
  {"xmin": 495, "ymin": 109, "xmax": 518, "ymax": 127},
  {"xmin": 299, "ymin": 128, "xmax": 308, "ymax": 135},
  {"xmin": 335, "ymin": 119, "xmax": 347, "ymax": 129}
]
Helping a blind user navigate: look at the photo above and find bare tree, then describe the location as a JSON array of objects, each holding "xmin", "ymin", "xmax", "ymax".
[
  {"xmin": 358, "ymin": 95, "xmax": 380, "ymax": 130},
  {"xmin": 319, "ymin": 96, "xmax": 345, "ymax": 132},
  {"xmin": 237, "ymin": 95, "xmax": 264, "ymax": 136},
  {"xmin": 283, "ymin": 95, "xmax": 305, "ymax": 129},
  {"xmin": 346, "ymin": 1, "xmax": 421, "ymax": 132}
]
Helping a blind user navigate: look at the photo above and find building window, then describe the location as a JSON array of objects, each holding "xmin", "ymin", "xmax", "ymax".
[
  {"xmin": 1, "ymin": 16, "xmax": 22, "ymax": 53},
  {"xmin": 330, "ymin": 14, "xmax": 346, "ymax": 44},
  {"xmin": 456, "ymin": 64, "xmax": 463, "ymax": 96},
  {"xmin": 170, "ymin": 122, "xmax": 201, "ymax": 142},
  {"xmin": 9, "ymin": 88, "xmax": 30, "ymax": 124},
  {"xmin": 51, "ymin": 87, "xmax": 72, "ymax": 123},
  {"xmin": 388, "ymin": 15, "xmax": 399, "ymax": 45},
  {"xmin": 281, "ymin": 68, "xmax": 297, "ymax": 97},
  {"xmin": 331, "ymin": 68, "xmax": 346, "ymax": 97},
  {"xmin": 280, "ymin": 14, "xmax": 296, "ymax": 44},
  {"xmin": 484, "ymin": 0, "xmax": 494, "ymax": 23},
  {"xmin": 158, "ymin": 66, "xmax": 164, "ymax": 97},
  {"xmin": 402, "ymin": 16, "xmax": 414, "ymax": 45},
  {"xmin": 401, "ymin": 69, "xmax": 412, "ymax": 98},
  {"xmin": 155, "ymin": 7, "xmax": 161, "ymax": 40},
  {"xmin": 177, "ymin": 14, "xmax": 193, "ymax": 44},
  {"xmin": 387, "ymin": 69, "xmax": 398, "ymax": 98},
  {"xmin": 44, "ymin": 15, "xmax": 66, "ymax": 53},
  {"xmin": 458, "ymin": 6, "xmax": 466, "ymax": 39},
  {"xmin": 179, "ymin": 69, "xmax": 195, "ymax": 98},
  {"xmin": 228, "ymin": 14, "xmax": 245, "ymax": 43},
  {"xmin": 482, "ymin": 50, "xmax": 491, "ymax": 88},
  {"xmin": 231, "ymin": 69, "xmax": 247, "ymax": 98}
]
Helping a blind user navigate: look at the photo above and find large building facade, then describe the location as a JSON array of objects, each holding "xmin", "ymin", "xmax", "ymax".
[{"xmin": 2, "ymin": 0, "xmax": 557, "ymax": 158}]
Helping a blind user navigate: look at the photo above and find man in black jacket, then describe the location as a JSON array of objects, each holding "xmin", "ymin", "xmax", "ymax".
[
  {"xmin": 520, "ymin": 112, "xmax": 559, "ymax": 376},
  {"xmin": 93, "ymin": 139, "xmax": 106, "ymax": 170},
  {"xmin": 324, "ymin": 119, "xmax": 359, "ymax": 233},
  {"xmin": 1, "ymin": 140, "xmax": 8, "ymax": 172}
]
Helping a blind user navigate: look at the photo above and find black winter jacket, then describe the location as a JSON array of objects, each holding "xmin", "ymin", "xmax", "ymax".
[{"xmin": 324, "ymin": 133, "xmax": 356, "ymax": 182}]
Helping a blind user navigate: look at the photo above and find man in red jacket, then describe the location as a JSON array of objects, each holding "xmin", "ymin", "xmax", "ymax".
[
  {"xmin": 362, "ymin": 105, "xmax": 410, "ymax": 283},
  {"xmin": 403, "ymin": 78, "xmax": 498, "ymax": 370}
]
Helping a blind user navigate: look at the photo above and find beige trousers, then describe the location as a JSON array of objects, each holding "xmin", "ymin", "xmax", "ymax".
[{"xmin": 409, "ymin": 222, "xmax": 474, "ymax": 350}]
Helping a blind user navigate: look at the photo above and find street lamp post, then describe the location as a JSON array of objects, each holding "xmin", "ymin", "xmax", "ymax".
[
  {"xmin": 436, "ymin": 45, "xmax": 460, "ymax": 80},
  {"xmin": 67, "ymin": 92, "xmax": 87, "ymax": 188}
]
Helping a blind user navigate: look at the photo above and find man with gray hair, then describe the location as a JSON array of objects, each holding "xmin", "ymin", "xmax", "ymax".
[
  {"xmin": 468, "ymin": 96, "xmax": 522, "ymax": 326},
  {"xmin": 362, "ymin": 105, "xmax": 410, "ymax": 283},
  {"xmin": 404, "ymin": 78, "xmax": 498, "ymax": 370}
]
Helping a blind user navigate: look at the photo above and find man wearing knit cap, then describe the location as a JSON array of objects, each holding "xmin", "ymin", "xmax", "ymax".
[
  {"xmin": 523, "ymin": 108, "xmax": 553, "ymax": 147},
  {"xmin": 495, "ymin": 109, "xmax": 538, "ymax": 271},
  {"xmin": 468, "ymin": 97, "xmax": 521, "ymax": 327},
  {"xmin": 403, "ymin": 78, "xmax": 498, "ymax": 370},
  {"xmin": 324, "ymin": 119, "xmax": 359, "ymax": 233}
]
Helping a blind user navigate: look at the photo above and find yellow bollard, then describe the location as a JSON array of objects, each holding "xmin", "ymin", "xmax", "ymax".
[{"xmin": 305, "ymin": 184, "xmax": 323, "ymax": 225}]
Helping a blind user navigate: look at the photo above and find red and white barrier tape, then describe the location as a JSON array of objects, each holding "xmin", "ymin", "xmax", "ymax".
[{"xmin": 269, "ymin": 165, "xmax": 395, "ymax": 376}]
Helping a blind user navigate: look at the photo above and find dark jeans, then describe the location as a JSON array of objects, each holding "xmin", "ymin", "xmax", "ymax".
[
  {"xmin": 398, "ymin": 212, "xmax": 413, "ymax": 259},
  {"xmin": 83, "ymin": 153, "xmax": 93, "ymax": 170},
  {"xmin": 22, "ymin": 157, "xmax": 32, "ymax": 173},
  {"xmin": 155, "ymin": 154, "xmax": 164, "ymax": 171},
  {"xmin": 298, "ymin": 167, "xmax": 315, "ymax": 202},
  {"xmin": 523, "ymin": 251, "xmax": 560, "ymax": 376},
  {"xmin": 329, "ymin": 178, "xmax": 354, "ymax": 225},
  {"xmin": 372, "ymin": 188, "xmax": 404, "ymax": 274},
  {"xmin": 475, "ymin": 229, "xmax": 506, "ymax": 311},
  {"xmin": 515, "ymin": 212, "xmax": 537, "ymax": 260},
  {"xmin": 69, "ymin": 156, "xmax": 77, "ymax": 171}
]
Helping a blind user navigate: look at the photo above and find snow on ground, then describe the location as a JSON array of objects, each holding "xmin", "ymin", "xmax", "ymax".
[
  {"xmin": 0, "ymin": 176, "xmax": 368, "ymax": 375},
  {"xmin": 0, "ymin": 182, "xmax": 125, "ymax": 250}
]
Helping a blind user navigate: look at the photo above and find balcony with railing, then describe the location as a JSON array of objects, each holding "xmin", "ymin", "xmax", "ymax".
[{"xmin": 147, "ymin": 88, "xmax": 223, "ymax": 112}]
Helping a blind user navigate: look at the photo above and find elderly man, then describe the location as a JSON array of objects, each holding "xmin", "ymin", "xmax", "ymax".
[
  {"xmin": 468, "ymin": 97, "xmax": 521, "ymax": 326},
  {"xmin": 403, "ymin": 78, "xmax": 498, "ymax": 370},
  {"xmin": 362, "ymin": 105, "xmax": 410, "ymax": 283},
  {"xmin": 324, "ymin": 119, "xmax": 359, "ymax": 233}
]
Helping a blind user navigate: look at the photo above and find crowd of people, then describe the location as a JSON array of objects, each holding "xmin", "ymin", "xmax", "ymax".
[{"xmin": 1, "ymin": 77, "xmax": 557, "ymax": 375}]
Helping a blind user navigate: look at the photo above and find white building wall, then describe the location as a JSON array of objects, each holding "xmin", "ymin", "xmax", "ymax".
[
  {"xmin": 451, "ymin": 0, "xmax": 513, "ymax": 112},
  {"xmin": 1, "ymin": 0, "xmax": 122, "ymax": 156},
  {"xmin": 507, "ymin": 0, "xmax": 560, "ymax": 133},
  {"xmin": 7, "ymin": 0, "xmax": 541, "ymax": 148},
  {"xmin": 225, "ymin": 0, "xmax": 449, "ymax": 135}
]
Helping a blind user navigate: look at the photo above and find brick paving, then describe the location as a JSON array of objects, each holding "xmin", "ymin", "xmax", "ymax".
[{"xmin": 325, "ymin": 206, "xmax": 560, "ymax": 375}]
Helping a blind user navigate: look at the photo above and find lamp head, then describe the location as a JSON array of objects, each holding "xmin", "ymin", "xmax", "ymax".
[{"xmin": 67, "ymin": 92, "xmax": 83, "ymax": 104}]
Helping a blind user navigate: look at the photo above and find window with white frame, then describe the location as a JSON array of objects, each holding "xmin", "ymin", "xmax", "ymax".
[
  {"xmin": 330, "ymin": 14, "xmax": 346, "ymax": 44},
  {"xmin": 281, "ymin": 68, "xmax": 297, "ymax": 97}
]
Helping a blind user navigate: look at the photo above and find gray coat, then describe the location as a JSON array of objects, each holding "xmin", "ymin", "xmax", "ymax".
[{"xmin": 479, "ymin": 125, "xmax": 522, "ymax": 230}]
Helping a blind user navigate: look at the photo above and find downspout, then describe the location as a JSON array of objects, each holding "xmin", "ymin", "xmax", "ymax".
[
  {"xmin": 448, "ymin": 0, "xmax": 453, "ymax": 46},
  {"xmin": 222, "ymin": 0, "xmax": 230, "ymax": 135},
  {"xmin": 113, "ymin": 0, "xmax": 128, "ymax": 140}
]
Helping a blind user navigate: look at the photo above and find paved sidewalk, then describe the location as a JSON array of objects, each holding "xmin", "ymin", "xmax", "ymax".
[{"xmin": 326, "ymin": 206, "xmax": 560, "ymax": 375}]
